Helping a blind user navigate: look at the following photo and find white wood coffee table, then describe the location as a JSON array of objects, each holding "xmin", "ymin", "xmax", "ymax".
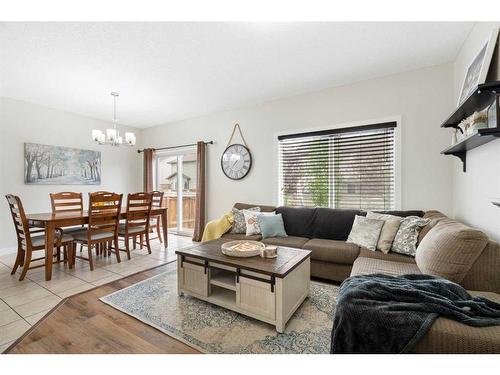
[{"xmin": 175, "ymin": 239, "xmax": 311, "ymax": 333}]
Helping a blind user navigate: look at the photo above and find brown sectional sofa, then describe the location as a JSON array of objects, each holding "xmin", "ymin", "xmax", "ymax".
[{"xmin": 219, "ymin": 203, "xmax": 500, "ymax": 353}]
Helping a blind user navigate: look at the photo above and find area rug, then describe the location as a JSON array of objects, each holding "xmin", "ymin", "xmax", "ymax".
[{"xmin": 100, "ymin": 262, "xmax": 338, "ymax": 353}]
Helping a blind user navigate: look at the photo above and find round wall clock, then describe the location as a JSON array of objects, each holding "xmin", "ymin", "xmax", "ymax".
[{"xmin": 221, "ymin": 143, "xmax": 252, "ymax": 180}]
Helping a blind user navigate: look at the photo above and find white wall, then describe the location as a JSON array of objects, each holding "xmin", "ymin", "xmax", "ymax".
[
  {"xmin": 141, "ymin": 63, "xmax": 455, "ymax": 223},
  {"xmin": 451, "ymin": 22, "xmax": 500, "ymax": 241},
  {"xmin": 0, "ymin": 97, "xmax": 142, "ymax": 251}
]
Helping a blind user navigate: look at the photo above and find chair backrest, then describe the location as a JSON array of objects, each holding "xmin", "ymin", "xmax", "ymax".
[
  {"xmin": 151, "ymin": 191, "xmax": 164, "ymax": 209},
  {"xmin": 87, "ymin": 191, "xmax": 123, "ymax": 242},
  {"xmin": 5, "ymin": 194, "xmax": 32, "ymax": 251},
  {"xmin": 50, "ymin": 192, "xmax": 83, "ymax": 214},
  {"xmin": 125, "ymin": 192, "xmax": 153, "ymax": 234}
]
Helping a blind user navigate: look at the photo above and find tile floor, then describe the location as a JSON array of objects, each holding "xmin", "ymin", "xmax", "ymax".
[{"xmin": 0, "ymin": 234, "xmax": 193, "ymax": 353}]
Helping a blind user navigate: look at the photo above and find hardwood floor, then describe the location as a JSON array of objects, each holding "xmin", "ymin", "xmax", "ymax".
[{"xmin": 5, "ymin": 264, "xmax": 200, "ymax": 354}]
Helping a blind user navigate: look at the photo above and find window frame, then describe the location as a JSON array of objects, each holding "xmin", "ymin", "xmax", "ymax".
[{"xmin": 274, "ymin": 116, "xmax": 402, "ymax": 210}]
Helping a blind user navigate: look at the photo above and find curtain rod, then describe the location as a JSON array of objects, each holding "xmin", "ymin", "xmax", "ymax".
[{"xmin": 136, "ymin": 141, "xmax": 214, "ymax": 153}]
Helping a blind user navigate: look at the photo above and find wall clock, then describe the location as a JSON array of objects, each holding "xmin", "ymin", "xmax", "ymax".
[
  {"xmin": 221, "ymin": 143, "xmax": 252, "ymax": 180},
  {"xmin": 221, "ymin": 123, "xmax": 252, "ymax": 180}
]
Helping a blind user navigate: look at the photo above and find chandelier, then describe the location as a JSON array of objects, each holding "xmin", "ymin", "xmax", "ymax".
[{"xmin": 92, "ymin": 92, "xmax": 136, "ymax": 146}]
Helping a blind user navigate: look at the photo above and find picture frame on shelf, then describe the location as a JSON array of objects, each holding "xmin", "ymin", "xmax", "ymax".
[
  {"xmin": 487, "ymin": 94, "xmax": 499, "ymax": 129},
  {"xmin": 457, "ymin": 28, "xmax": 499, "ymax": 106}
]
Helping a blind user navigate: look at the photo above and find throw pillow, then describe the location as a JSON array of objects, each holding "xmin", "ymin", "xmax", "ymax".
[
  {"xmin": 391, "ymin": 216, "xmax": 431, "ymax": 257},
  {"xmin": 258, "ymin": 214, "xmax": 288, "ymax": 239},
  {"xmin": 243, "ymin": 211, "xmax": 275, "ymax": 236},
  {"xmin": 230, "ymin": 206, "xmax": 260, "ymax": 234},
  {"xmin": 366, "ymin": 212, "xmax": 402, "ymax": 254},
  {"xmin": 346, "ymin": 215, "xmax": 384, "ymax": 251}
]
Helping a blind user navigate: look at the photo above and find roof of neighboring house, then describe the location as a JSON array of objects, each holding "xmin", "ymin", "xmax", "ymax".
[{"xmin": 165, "ymin": 172, "xmax": 192, "ymax": 181}]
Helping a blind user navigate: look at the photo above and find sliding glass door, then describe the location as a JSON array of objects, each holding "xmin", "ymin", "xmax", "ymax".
[{"xmin": 155, "ymin": 147, "xmax": 197, "ymax": 236}]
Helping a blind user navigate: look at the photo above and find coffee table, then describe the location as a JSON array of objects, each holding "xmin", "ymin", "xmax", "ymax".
[{"xmin": 175, "ymin": 239, "xmax": 311, "ymax": 333}]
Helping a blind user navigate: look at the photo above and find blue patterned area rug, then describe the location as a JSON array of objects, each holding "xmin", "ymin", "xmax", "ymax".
[{"xmin": 100, "ymin": 262, "xmax": 338, "ymax": 354}]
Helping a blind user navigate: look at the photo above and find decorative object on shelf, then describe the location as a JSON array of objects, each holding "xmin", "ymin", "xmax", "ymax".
[
  {"xmin": 221, "ymin": 123, "xmax": 252, "ymax": 180},
  {"xmin": 457, "ymin": 29, "xmax": 499, "ymax": 106},
  {"xmin": 440, "ymin": 81, "xmax": 500, "ymax": 173},
  {"xmin": 261, "ymin": 245, "xmax": 278, "ymax": 258},
  {"xmin": 92, "ymin": 92, "xmax": 136, "ymax": 147},
  {"xmin": 24, "ymin": 143, "xmax": 101, "ymax": 185},
  {"xmin": 459, "ymin": 110, "xmax": 489, "ymax": 137},
  {"xmin": 220, "ymin": 240, "xmax": 265, "ymax": 257},
  {"xmin": 487, "ymin": 95, "xmax": 499, "ymax": 129},
  {"xmin": 451, "ymin": 128, "xmax": 458, "ymax": 145}
]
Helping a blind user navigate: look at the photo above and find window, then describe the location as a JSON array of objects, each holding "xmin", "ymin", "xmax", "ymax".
[{"xmin": 278, "ymin": 122, "xmax": 396, "ymax": 210}]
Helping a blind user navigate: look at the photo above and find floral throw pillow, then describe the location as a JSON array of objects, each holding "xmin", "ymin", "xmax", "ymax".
[
  {"xmin": 391, "ymin": 216, "xmax": 431, "ymax": 257},
  {"xmin": 229, "ymin": 207, "xmax": 260, "ymax": 234},
  {"xmin": 243, "ymin": 211, "xmax": 276, "ymax": 236}
]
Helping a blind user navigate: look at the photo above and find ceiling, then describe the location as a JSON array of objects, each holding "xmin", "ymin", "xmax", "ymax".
[{"xmin": 0, "ymin": 22, "xmax": 473, "ymax": 128}]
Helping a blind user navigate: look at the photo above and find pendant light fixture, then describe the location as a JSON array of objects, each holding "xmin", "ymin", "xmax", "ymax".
[{"xmin": 92, "ymin": 92, "xmax": 136, "ymax": 146}]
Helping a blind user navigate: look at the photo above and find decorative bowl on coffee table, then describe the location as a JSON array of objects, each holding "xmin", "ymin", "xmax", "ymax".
[{"xmin": 221, "ymin": 240, "xmax": 265, "ymax": 257}]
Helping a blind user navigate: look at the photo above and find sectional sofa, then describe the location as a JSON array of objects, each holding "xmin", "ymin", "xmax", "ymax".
[{"xmin": 218, "ymin": 202, "xmax": 500, "ymax": 353}]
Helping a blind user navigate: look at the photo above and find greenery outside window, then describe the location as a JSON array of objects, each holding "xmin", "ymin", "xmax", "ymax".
[{"xmin": 278, "ymin": 122, "xmax": 396, "ymax": 210}]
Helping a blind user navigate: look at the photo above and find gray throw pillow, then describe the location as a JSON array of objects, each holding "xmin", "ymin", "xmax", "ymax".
[
  {"xmin": 391, "ymin": 216, "xmax": 431, "ymax": 257},
  {"xmin": 347, "ymin": 215, "xmax": 384, "ymax": 251},
  {"xmin": 230, "ymin": 207, "xmax": 260, "ymax": 234}
]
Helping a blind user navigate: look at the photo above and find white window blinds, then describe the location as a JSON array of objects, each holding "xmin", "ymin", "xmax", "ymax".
[{"xmin": 278, "ymin": 122, "xmax": 396, "ymax": 210}]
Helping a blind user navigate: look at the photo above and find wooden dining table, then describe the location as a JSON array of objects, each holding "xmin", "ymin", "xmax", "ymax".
[{"xmin": 26, "ymin": 207, "xmax": 168, "ymax": 281}]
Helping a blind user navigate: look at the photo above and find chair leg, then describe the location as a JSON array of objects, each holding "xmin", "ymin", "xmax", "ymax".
[
  {"xmin": 11, "ymin": 246, "xmax": 24, "ymax": 275},
  {"xmin": 19, "ymin": 248, "xmax": 32, "ymax": 281},
  {"xmin": 68, "ymin": 243, "xmax": 74, "ymax": 269},
  {"xmin": 125, "ymin": 237, "xmax": 131, "ymax": 260},
  {"xmin": 133, "ymin": 236, "xmax": 137, "ymax": 250},
  {"xmin": 140, "ymin": 234, "xmax": 144, "ymax": 249},
  {"xmin": 157, "ymin": 220, "xmax": 163, "ymax": 244},
  {"xmin": 146, "ymin": 231, "xmax": 152, "ymax": 255},
  {"xmin": 88, "ymin": 244, "xmax": 94, "ymax": 271},
  {"xmin": 114, "ymin": 237, "xmax": 121, "ymax": 263},
  {"xmin": 56, "ymin": 246, "xmax": 61, "ymax": 262}
]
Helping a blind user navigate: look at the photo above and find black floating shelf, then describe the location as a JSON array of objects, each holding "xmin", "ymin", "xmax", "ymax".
[
  {"xmin": 441, "ymin": 128, "xmax": 500, "ymax": 172},
  {"xmin": 441, "ymin": 81, "xmax": 500, "ymax": 128}
]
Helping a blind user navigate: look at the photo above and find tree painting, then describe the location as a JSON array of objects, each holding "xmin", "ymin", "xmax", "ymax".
[{"xmin": 24, "ymin": 143, "xmax": 101, "ymax": 185}]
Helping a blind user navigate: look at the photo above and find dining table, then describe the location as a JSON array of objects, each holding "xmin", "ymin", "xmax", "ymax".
[{"xmin": 26, "ymin": 207, "xmax": 168, "ymax": 281}]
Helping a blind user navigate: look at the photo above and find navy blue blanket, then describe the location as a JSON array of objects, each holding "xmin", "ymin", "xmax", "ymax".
[{"xmin": 330, "ymin": 274, "xmax": 500, "ymax": 354}]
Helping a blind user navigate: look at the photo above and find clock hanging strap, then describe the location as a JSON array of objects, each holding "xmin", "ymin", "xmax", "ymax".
[{"xmin": 226, "ymin": 123, "xmax": 249, "ymax": 148}]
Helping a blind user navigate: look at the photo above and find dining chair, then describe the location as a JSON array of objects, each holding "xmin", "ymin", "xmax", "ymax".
[
  {"xmin": 50, "ymin": 191, "xmax": 84, "ymax": 257},
  {"xmin": 72, "ymin": 192, "xmax": 123, "ymax": 270},
  {"xmin": 150, "ymin": 190, "xmax": 165, "ymax": 244},
  {"xmin": 5, "ymin": 194, "xmax": 74, "ymax": 281},
  {"xmin": 118, "ymin": 192, "xmax": 153, "ymax": 259}
]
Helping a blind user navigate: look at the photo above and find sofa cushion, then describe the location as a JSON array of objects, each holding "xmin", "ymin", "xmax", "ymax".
[
  {"xmin": 358, "ymin": 248, "xmax": 416, "ymax": 264},
  {"xmin": 221, "ymin": 233, "xmax": 262, "ymax": 241},
  {"xmin": 313, "ymin": 208, "xmax": 364, "ymax": 241},
  {"xmin": 366, "ymin": 212, "xmax": 402, "ymax": 253},
  {"xmin": 261, "ymin": 236, "xmax": 309, "ymax": 249},
  {"xmin": 375, "ymin": 210, "xmax": 425, "ymax": 218},
  {"xmin": 351, "ymin": 256, "xmax": 421, "ymax": 277},
  {"xmin": 275, "ymin": 206, "xmax": 316, "ymax": 238},
  {"xmin": 415, "ymin": 219, "xmax": 488, "ymax": 284},
  {"xmin": 233, "ymin": 202, "xmax": 276, "ymax": 212},
  {"xmin": 303, "ymin": 238, "xmax": 360, "ymax": 265},
  {"xmin": 418, "ymin": 210, "xmax": 448, "ymax": 244},
  {"xmin": 414, "ymin": 291, "xmax": 500, "ymax": 353}
]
